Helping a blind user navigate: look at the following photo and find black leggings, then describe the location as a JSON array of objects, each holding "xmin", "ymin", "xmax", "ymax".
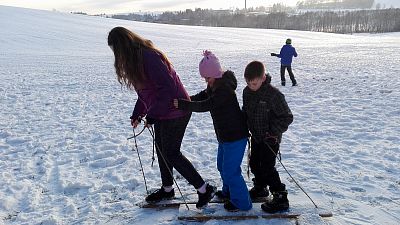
[{"xmin": 154, "ymin": 113, "xmax": 205, "ymax": 189}]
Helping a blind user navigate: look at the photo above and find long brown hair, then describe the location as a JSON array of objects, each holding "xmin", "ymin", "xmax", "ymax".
[{"xmin": 107, "ymin": 26, "xmax": 172, "ymax": 90}]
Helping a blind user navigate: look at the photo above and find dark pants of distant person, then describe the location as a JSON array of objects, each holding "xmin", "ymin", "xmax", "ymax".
[{"xmin": 280, "ymin": 65, "xmax": 297, "ymax": 85}]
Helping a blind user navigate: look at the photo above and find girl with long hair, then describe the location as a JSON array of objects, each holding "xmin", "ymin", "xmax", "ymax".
[{"xmin": 108, "ymin": 27, "xmax": 216, "ymax": 208}]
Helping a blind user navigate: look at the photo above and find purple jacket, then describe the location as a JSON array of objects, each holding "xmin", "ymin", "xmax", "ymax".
[{"xmin": 130, "ymin": 49, "xmax": 190, "ymax": 121}]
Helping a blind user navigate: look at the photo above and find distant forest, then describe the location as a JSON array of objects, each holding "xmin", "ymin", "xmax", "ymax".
[
  {"xmin": 106, "ymin": 0, "xmax": 400, "ymax": 34},
  {"xmin": 110, "ymin": 8, "xmax": 399, "ymax": 34},
  {"xmin": 297, "ymin": 0, "xmax": 375, "ymax": 9}
]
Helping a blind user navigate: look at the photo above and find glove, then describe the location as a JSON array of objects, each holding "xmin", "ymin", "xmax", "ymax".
[
  {"xmin": 264, "ymin": 132, "xmax": 278, "ymax": 145},
  {"xmin": 130, "ymin": 116, "xmax": 142, "ymax": 128},
  {"xmin": 271, "ymin": 53, "xmax": 277, "ymax": 57},
  {"xmin": 145, "ymin": 117, "xmax": 156, "ymax": 127}
]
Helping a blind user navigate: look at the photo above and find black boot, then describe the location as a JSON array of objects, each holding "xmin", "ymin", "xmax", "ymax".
[
  {"xmin": 281, "ymin": 81, "xmax": 286, "ymax": 86},
  {"xmin": 261, "ymin": 190, "xmax": 289, "ymax": 213},
  {"xmin": 196, "ymin": 184, "xmax": 217, "ymax": 209},
  {"xmin": 215, "ymin": 190, "xmax": 230, "ymax": 201},
  {"xmin": 224, "ymin": 201, "xmax": 239, "ymax": 212},
  {"xmin": 145, "ymin": 187, "xmax": 175, "ymax": 203},
  {"xmin": 249, "ymin": 186, "xmax": 269, "ymax": 200},
  {"xmin": 249, "ymin": 178, "xmax": 269, "ymax": 200}
]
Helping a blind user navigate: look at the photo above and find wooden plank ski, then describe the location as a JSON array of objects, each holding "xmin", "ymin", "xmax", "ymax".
[
  {"xmin": 177, "ymin": 203, "xmax": 299, "ymax": 222},
  {"xmin": 137, "ymin": 197, "xmax": 268, "ymax": 209},
  {"xmin": 177, "ymin": 203, "xmax": 333, "ymax": 222},
  {"xmin": 179, "ymin": 213, "xmax": 300, "ymax": 222}
]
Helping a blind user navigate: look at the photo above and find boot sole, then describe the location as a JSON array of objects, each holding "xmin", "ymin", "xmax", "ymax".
[{"xmin": 145, "ymin": 196, "xmax": 175, "ymax": 203}]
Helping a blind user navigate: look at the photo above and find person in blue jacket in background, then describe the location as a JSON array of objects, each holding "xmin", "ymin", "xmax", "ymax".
[{"xmin": 271, "ymin": 39, "xmax": 298, "ymax": 86}]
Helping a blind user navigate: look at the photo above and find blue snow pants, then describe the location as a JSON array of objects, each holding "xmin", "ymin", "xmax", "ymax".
[{"xmin": 217, "ymin": 138, "xmax": 252, "ymax": 210}]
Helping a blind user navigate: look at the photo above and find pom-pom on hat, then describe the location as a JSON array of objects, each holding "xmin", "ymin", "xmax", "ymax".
[{"xmin": 199, "ymin": 50, "xmax": 223, "ymax": 79}]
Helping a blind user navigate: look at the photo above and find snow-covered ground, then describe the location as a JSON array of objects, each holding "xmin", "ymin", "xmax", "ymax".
[{"xmin": 1, "ymin": 5, "xmax": 399, "ymax": 225}]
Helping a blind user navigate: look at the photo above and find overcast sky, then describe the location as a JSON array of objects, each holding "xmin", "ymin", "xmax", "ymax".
[{"xmin": 0, "ymin": 0, "xmax": 299, "ymax": 14}]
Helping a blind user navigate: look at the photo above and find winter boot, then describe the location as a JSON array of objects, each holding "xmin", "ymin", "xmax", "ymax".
[
  {"xmin": 261, "ymin": 190, "xmax": 289, "ymax": 213},
  {"xmin": 281, "ymin": 81, "xmax": 286, "ymax": 86},
  {"xmin": 215, "ymin": 190, "xmax": 230, "ymax": 201},
  {"xmin": 196, "ymin": 184, "xmax": 217, "ymax": 209},
  {"xmin": 292, "ymin": 81, "xmax": 297, "ymax": 86},
  {"xmin": 249, "ymin": 186, "xmax": 269, "ymax": 201},
  {"xmin": 145, "ymin": 187, "xmax": 175, "ymax": 203},
  {"xmin": 224, "ymin": 201, "xmax": 239, "ymax": 212},
  {"xmin": 249, "ymin": 178, "xmax": 269, "ymax": 200}
]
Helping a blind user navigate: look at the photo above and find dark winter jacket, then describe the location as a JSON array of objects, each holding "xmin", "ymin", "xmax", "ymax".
[
  {"xmin": 277, "ymin": 44, "xmax": 298, "ymax": 66},
  {"xmin": 242, "ymin": 82, "xmax": 293, "ymax": 143},
  {"xmin": 130, "ymin": 49, "xmax": 190, "ymax": 122},
  {"xmin": 178, "ymin": 71, "xmax": 249, "ymax": 143}
]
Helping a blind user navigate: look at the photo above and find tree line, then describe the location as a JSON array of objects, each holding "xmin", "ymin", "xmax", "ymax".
[
  {"xmin": 297, "ymin": 0, "xmax": 375, "ymax": 9},
  {"xmin": 111, "ymin": 8, "xmax": 400, "ymax": 34}
]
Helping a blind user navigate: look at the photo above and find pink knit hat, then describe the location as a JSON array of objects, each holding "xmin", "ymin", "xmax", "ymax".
[{"xmin": 199, "ymin": 50, "xmax": 223, "ymax": 78}]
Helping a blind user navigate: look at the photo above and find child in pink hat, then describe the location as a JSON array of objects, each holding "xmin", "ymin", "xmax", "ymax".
[
  {"xmin": 174, "ymin": 50, "xmax": 252, "ymax": 211},
  {"xmin": 199, "ymin": 50, "xmax": 223, "ymax": 79}
]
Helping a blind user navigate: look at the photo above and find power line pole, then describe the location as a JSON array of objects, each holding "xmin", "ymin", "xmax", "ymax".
[{"xmin": 245, "ymin": 0, "xmax": 247, "ymax": 10}]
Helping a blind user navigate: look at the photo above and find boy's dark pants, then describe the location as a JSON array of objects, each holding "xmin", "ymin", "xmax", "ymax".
[
  {"xmin": 280, "ymin": 65, "xmax": 297, "ymax": 85},
  {"xmin": 250, "ymin": 138, "xmax": 286, "ymax": 192},
  {"xmin": 154, "ymin": 113, "xmax": 205, "ymax": 189}
]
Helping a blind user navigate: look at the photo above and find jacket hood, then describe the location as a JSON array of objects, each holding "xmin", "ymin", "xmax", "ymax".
[{"xmin": 220, "ymin": 70, "xmax": 237, "ymax": 90}]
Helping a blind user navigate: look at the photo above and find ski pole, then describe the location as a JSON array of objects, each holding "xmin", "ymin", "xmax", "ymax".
[
  {"xmin": 129, "ymin": 126, "xmax": 149, "ymax": 195},
  {"xmin": 265, "ymin": 142, "xmax": 319, "ymax": 208},
  {"xmin": 127, "ymin": 126, "xmax": 146, "ymax": 140}
]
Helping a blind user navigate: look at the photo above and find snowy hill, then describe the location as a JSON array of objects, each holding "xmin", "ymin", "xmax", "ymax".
[{"xmin": 1, "ymin": 5, "xmax": 400, "ymax": 225}]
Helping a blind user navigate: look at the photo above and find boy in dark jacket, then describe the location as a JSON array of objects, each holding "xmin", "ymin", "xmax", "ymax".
[
  {"xmin": 174, "ymin": 51, "xmax": 252, "ymax": 212},
  {"xmin": 271, "ymin": 38, "xmax": 298, "ymax": 86},
  {"xmin": 242, "ymin": 61, "xmax": 293, "ymax": 213}
]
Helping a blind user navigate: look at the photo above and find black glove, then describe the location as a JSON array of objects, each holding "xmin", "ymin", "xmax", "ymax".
[
  {"xmin": 264, "ymin": 132, "xmax": 278, "ymax": 145},
  {"xmin": 145, "ymin": 116, "xmax": 156, "ymax": 126},
  {"xmin": 271, "ymin": 53, "xmax": 277, "ymax": 57}
]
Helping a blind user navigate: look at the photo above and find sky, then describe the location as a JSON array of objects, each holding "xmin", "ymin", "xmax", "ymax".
[{"xmin": 0, "ymin": 0, "xmax": 299, "ymax": 14}]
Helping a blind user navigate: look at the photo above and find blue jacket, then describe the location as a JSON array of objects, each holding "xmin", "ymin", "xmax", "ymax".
[{"xmin": 278, "ymin": 44, "xmax": 297, "ymax": 66}]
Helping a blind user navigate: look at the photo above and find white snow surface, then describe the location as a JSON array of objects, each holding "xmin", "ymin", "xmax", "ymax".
[{"xmin": 1, "ymin": 5, "xmax": 400, "ymax": 225}]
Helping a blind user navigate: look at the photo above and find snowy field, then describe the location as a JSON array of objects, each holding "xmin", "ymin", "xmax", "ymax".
[{"xmin": 0, "ymin": 5, "xmax": 399, "ymax": 225}]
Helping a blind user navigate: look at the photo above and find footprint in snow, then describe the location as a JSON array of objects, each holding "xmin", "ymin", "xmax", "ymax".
[{"xmin": 350, "ymin": 187, "xmax": 366, "ymax": 192}]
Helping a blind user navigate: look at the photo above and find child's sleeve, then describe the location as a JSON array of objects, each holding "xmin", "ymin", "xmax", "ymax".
[
  {"xmin": 177, "ymin": 98, "xmax": 213, "ymax": 112},
  {"xmin": 178, "ymin": 87, "xmax": 230, "ymax": 112},
  {"xmin": 270, "ymin": 93, "xmax": 293, "ymax": 134},
  {"xmin": 177, "ymin": 92, "xmax": 213, "ymax": 112},
  {"xmin": 277, "ymin": 46, "xmax": 284, "ymax": 58},
  {"xmin": 190, "ymin": 90, "xmax": 208, "ymax": 101}
]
